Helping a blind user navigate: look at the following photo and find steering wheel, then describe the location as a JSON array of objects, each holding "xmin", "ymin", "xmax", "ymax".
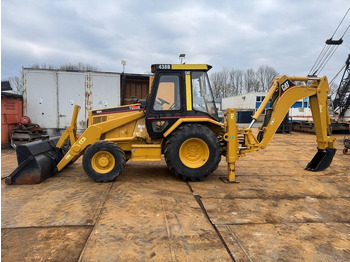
[{"xmin": 157, "ymin": 98, "xmax": 170, "ymax": 105}]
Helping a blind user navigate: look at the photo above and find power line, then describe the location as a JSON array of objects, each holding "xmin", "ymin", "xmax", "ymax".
[
  {"xmin": 329, "ymin": 63, "xmax": 346, "ymax": 88},
  {"xmin": 331, "ymin": 7, "xmax": 350, "ymax": 38},
  {"xmin": 308, "ymin": 8, "xmax": 350, "ymax": 76}
]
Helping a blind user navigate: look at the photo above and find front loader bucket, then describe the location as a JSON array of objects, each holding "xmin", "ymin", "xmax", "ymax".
[
  {"xmin": 305, "ymin": 148, "xmax": 336, "ymax": 171},
  {"xmin": 5, "ymin": 137, "xmax": 64, "ymax": 185}
]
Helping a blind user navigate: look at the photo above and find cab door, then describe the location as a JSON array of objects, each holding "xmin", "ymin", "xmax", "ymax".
[{"xmin": 145, "ymin": 71, "xmax": 184, "ymax": 138}]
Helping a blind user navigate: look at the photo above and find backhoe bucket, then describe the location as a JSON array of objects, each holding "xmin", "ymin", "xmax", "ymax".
[
  {"xmin": 5, "ymin": 137, "xmax": 64, "ymax": 185},
  {"xmin": 305, "ymin": 148, "xmax": 336, "ymax": 171}
]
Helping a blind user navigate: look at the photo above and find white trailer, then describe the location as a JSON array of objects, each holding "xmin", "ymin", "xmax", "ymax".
[
  {"xmin": 222, "ymin": 92, "xmax": 311, "ymax": 122},
  {"xmin": 23, "ymin": 68, "xmax": 121, "ymax": 136},
  {"xmin": 222, "ymin": 92, "xmax": 268, "ymax": 122}
]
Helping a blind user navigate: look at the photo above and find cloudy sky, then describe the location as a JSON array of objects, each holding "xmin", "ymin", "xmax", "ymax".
[{"xmin": 2, "ymin": 0, "xmax": 350, "ymax": 83}]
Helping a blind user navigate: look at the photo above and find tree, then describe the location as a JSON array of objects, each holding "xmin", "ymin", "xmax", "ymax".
[
  {"xmin": 210, "ymin": 65, "xmax": 279, "ymax": 98},
  {"xmin": 59, "ymin": 62, "xmax": 98, "ymax": 71},
  {"xmin": 256, "ymin": 65, "xmax": 279, "ymax": 92},
  {"xmin": 211, "ymin": 67, "xmax": 230, "ymax": 98},
  {"xmin": 232, "ymin": 69, "xmax": 244, "ymax": 95},
  {"xmin": 244, "ymin": 69, "xmax": 257, "ymax": 93},
  {"xmin": 9, "ymin": 74, "xmax": 23, "ymax": 94}
]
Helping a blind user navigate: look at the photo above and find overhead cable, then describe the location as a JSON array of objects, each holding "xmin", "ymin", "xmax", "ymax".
[{"xmin": 308, "ymin": 8, "xmax": 349, "ymax": 76}]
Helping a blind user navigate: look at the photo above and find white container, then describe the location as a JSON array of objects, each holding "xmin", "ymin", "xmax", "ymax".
[{"xmin": 23, "ymin": 68, "xmax": 121, "ymax": 136}]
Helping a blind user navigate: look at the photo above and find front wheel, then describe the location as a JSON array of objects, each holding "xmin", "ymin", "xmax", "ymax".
[
  {"xmin": 164, "ymin": 124, "xmax": 221, "ymax": 181},
  {"xmin": 83, "ymin": 141, "xmax": 125, "ymax": 182}
]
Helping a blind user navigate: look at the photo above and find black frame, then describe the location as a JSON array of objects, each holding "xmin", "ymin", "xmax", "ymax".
[{"xmin": 145, "ymin": 69, "xmax": 219, "ymax": 138}]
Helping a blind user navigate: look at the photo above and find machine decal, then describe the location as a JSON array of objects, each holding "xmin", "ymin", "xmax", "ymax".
[
  {"xmin": 133, "ymin": 132, "xmax": 141, "ymax": 137},
  {"xmin": 157, "ymin": 64, "xmax": 171, "ymax": 70},
  {"xmin": 280, "ymin": 79, "xmax": 295, "ymax": 92},
  {"xmin": 130, "ymin": 105, "xmax": 141, "ymax": 110},
  {"xmin": 137, "ymin": 125, "xmax": 145, "ymax": 132},
  {"xmin": 79, "ymin": 137, "xmax": 86, "ymax": 145},
  {"xmin": 92, "ymin": 105, "xmax": 142, "ymax": 115}
]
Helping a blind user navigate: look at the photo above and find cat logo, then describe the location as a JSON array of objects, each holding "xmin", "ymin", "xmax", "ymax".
[{"xmin": 280, "ymin": 79, "xmax": 295, "ymax": 92}]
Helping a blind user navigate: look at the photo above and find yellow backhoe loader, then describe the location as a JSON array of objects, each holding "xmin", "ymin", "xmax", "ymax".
[{"xmin": 5, "ymin": 64, "xmax": 336, "ymax": 185}]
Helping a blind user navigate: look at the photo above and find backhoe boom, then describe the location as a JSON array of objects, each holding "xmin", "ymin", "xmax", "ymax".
[{"xmin": 224, "ymin": 75, "xmax": 336, "ymax": 182}]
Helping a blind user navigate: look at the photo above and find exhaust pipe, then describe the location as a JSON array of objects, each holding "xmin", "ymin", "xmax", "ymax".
[
  {"xmin": 5, "ymin": 137, "xmax": 64, "ymax": 185},
  {"xmin": 305, "ymin": 148, "xmax": 336, "ymax": 171}
]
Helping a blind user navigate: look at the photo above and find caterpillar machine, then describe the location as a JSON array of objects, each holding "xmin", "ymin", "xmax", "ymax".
[{"xmin": 5, "ymin": 63, "xmax": 336, "ymax": 185}]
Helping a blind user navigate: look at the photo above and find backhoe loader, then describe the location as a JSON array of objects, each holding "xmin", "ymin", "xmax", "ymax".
[{"xmin": 5, "ymin": 64, "xmax": 336, "ymax": 185}]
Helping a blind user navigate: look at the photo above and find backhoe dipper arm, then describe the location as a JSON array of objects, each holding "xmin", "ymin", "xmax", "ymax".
[{"xmin": 254, "ymin": 76, "xmax": 335, "ymax": 150}]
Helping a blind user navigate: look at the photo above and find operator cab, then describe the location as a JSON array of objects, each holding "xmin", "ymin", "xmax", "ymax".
[{"xmin": 146, "ymin": 64, "xmax": 219, "ymax": 138}]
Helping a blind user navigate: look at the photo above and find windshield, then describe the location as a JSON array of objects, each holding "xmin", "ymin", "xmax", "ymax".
[{"xmin": 191, "ymin": 71, "xmax": 218, "ymax": 120}]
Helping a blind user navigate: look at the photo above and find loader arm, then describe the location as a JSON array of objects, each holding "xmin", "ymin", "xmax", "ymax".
[
  {"xmin": 56, "ymin": 105, "xmax": 81, "ymax": 148},
  {"xmin": 224, "ymin": 75, "xmax": 336, "ymax": 182},
  {"xmin": 56, "ymin": 110, "xmax": 145, "ymax": 171}
]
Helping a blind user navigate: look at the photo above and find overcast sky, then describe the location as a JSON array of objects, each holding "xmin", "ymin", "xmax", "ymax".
[{"xmin": 2, "ymin": 0, "xmax": 350, "ymax": 84}]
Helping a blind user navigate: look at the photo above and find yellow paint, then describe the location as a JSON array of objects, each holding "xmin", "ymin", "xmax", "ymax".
[
  {"xmin": 171, "ymin": 64, "xmax": 209, "ymax": 70},
  {"xmin": 179, "ymin": 138, "xmax": 209, "ymax": 168},
  {"xmin": 224, "ymin": 108, "xmax": 239, "ymax": 182},
  {"xmin": 185, "ymin": 74, "xmax": 192, "ymax": 111},
  {"xmin": 131, "ymin": 144, "xmax": 161, "ymax": 161},
  {"xmin": 56, "ymin": 105, "xmax": 80, "ymax": 148},
  {"xmin": 91, "ymin": 151, "xmax": 115, "ymax": 174},
  {"xmin": 79, "ymin": 137, "xmax": 86, "ymax": 145},
  {"xmin": 163, "ymin": 117, "xmax": 223, "ymax": 137},
  {"xmin": 149, "ymin": 76, "xmax": 154, "ymax": 93}
]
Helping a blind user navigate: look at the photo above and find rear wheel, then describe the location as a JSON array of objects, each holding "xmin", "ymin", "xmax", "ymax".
[
  {"xmin": 83, "ymin": 141, "xmax": 125, "ymax": 182},
  {"xmin": 165, "ymin": 124, "xmax": 221, "ymax": 181}
]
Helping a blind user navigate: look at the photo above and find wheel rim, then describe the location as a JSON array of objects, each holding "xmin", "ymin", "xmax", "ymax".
[
  {"xmin": 179, "ymin": 138, "xmax": 209, "ymax": 168},
  {"xmin": 91, "ymin": 151, "xmax": 115, "ymax": 174}
]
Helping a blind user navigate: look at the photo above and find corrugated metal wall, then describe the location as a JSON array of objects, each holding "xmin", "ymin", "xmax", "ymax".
[{"xmin": 1, "ymin": 96, "xmax": 22, "ymax": 146}]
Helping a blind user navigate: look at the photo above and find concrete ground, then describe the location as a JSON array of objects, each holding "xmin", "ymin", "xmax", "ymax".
[{"xmin": 1, "ymin": 131, "xmax": 350, "ymax": 261}]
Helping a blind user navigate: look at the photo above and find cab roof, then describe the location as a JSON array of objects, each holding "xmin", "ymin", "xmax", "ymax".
[{"xmin": 151, "ymin": 64, "xmax": 212, "ymax": 73}]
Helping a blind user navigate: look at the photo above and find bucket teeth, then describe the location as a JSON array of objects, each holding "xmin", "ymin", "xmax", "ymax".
[
  {"xmin": 305, "ymin": 148, "xmax": 336, "ymax": 172},
  {"xmin": 5, "ymin": 137, "xmax": 64, "ymax": 185}
]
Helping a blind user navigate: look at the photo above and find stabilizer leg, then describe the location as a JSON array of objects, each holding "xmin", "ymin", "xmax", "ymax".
[{"xmin": 225, "ymin": 108, "xmax": 239, "ymax": 182}]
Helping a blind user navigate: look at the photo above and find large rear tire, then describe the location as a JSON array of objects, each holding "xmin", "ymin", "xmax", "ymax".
[
  {"xmin": 83, "ymin": 141, "xmax": 125, "ymax": 182},
  {"xmin": 165, "ymin": 124, "xmax": 221, "ymax": 181}
]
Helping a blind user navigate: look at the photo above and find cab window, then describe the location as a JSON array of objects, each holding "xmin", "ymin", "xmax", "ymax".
[
  {"xmin": 191, "ymin": 71, "xmax": 218, "ymax": 119},
  {"xmin": 153, "ymin": 75, "xmax": 180, "ymax": 111}
]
